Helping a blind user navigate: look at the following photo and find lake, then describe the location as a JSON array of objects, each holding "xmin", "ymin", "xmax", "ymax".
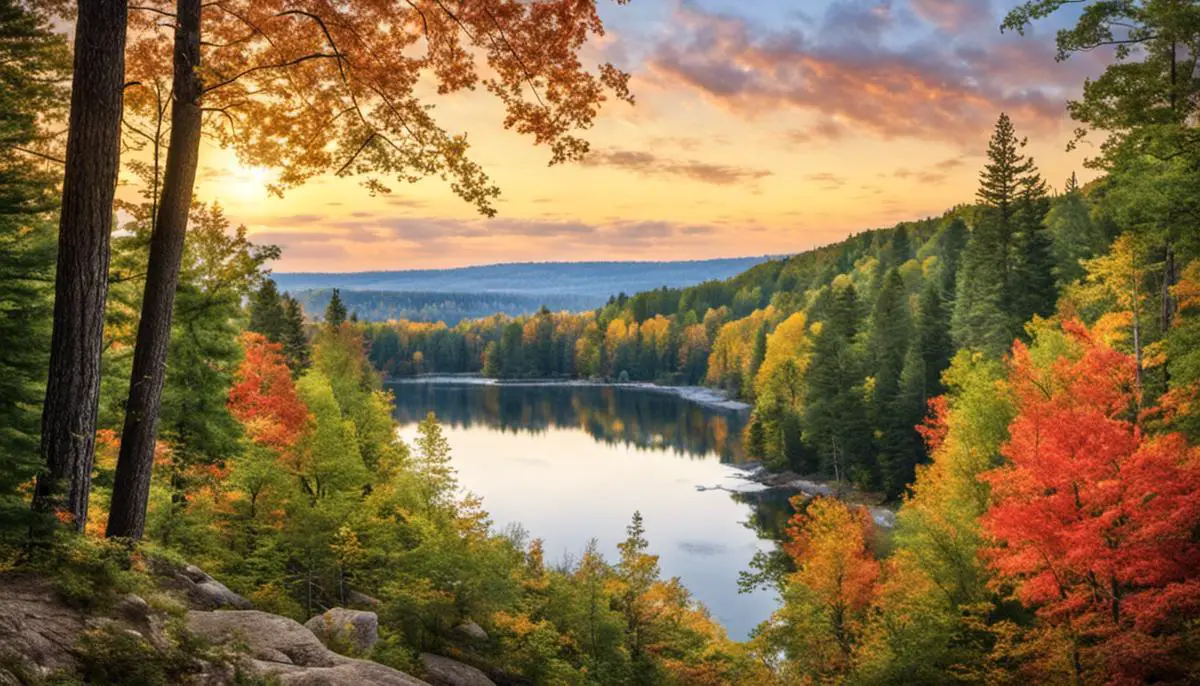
[{"xmin": 388, "ymin": 380, "xmax": 791, "ymax": 641}]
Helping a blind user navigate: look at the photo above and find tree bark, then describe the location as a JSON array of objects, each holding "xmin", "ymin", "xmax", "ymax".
[
  {"xmin": 32, "ymin": 0, "xmax": 128, "ymax": 532},
  {"xmin": 106, "ymin": 0, "xmax": 202, "ymax": 539}
]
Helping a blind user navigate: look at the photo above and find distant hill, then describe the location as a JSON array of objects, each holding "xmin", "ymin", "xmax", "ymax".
[
  {"xmin": 275, "ymin": 258, "xmax": 772, "ymax": 322},
  {"xmin": 273, "ymin": 258, "xmax": 771, "ymax": 296}
]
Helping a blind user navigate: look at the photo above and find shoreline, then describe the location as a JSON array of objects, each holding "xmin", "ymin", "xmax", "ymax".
[
  {"xmin": 730, "ymin": 462, "xmax": 898, "ymax": 529},
  {"xmin": 386, "ymin": 374, "xmax": 753, "ymax": 412}
]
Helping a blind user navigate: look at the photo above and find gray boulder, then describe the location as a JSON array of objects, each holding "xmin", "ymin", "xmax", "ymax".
[
  {"xmin": 419, "ymin": 653, "xmax": 496, "ymax": 686},
  {"xmin": 452, "ymin": 620, "xmax": 488, "ymax": 643},
  {"xmin": 305, "ymin": 608, "xmax": 379, "ymax": 655},
  {"xmin": 186, "ymin": 610, "xmax": 427, "ymax": 685},
  {"xmin": 177, "ymin": 565, "xmax": 253, "ymax": 610}
]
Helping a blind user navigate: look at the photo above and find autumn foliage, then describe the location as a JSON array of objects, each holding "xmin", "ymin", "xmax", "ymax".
[
  {"xmin": 984, "ymin": 321, "xmax": 1200, "ymax": 683},
  {"xmin": 228, "ymin": 332, "xmax": 310, "ymax": 452}
]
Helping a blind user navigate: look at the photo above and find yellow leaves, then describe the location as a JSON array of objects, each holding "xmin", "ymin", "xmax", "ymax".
[
  {"xmin": 754, "ymin": 311, "xmax": 810, "ymax": 404},
  {"xmin": 491, "ymin": 610, "xmax": 538, "ymax": 638},
  {"xmin": 1092, "ymin": 310, "xmax": 1134, "ymax": 347}
]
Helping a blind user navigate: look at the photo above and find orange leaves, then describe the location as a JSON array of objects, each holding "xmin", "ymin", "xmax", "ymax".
[
  {"xmin": 983, "ymin": 320, "xmax": 1200, "ymax": 681},
  {"xmin": 229, "ymin": 332, "xmax": 310, "ymax": 452},
  {"xmin": 125, "ymin": 0, "xmax": 633, "ymax": 213},
  {"xmin": 784, "ymin": 497, "xmax": 880, "ymax": 620}
]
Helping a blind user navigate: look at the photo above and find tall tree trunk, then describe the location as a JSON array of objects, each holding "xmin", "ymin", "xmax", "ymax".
[
  {"xmin": 106, "ymin": 0, "xmax": 202, "ymax": 539},
  {"xmin": 32, "ymin": 0, "xmax": 128, "ymax": 532}
]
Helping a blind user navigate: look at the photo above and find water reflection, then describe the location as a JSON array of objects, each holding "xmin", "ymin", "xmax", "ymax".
[
  {"xmin": 390, "ymin": 382, "xmax": 748, "ymax": 462},
  {"xmin": 387, "ymin": 380, "xmax": 791, "ymax": 641}
]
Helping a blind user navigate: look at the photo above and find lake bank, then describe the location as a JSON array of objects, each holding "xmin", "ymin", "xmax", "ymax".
[
  {"xmin": 387, "ymin": 374, "xmax": 753, "ymax": 412},
  {"xmin": 729, "ymin": 462, "xmax": 898, "ymax": 529}
]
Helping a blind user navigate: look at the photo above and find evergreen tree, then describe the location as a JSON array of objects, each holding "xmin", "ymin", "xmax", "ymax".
[
  {"xmin": 280, "ymin": 294, "xmax": 311, "ymax": 376},
  {"xmin": 953, "ymin": 214, "xmax": 1012, "ymax": 356},
  {"xmin": 745, "ymin": 322, "xmax": 768, "ymax": 398},
  {"xmin": 955, "ymin": 113, "xmax": 1049, "ymax": 355},
  {"xmin": 870, "ymin": 270, "xmax": 913, "ymax": 414},
  {"xmin": 0, "ymin": 0, "xmax": 67, "ymax": 539},
  {"xmin": 325, "ymin": 289, "xmax": 347, "ymax": 328},
  {"xmin": 937, "ymin": 218, "xmax": 969, "ymax": 299},
  {"xmin": 870, "ymin": 270, "xmax": 915, "ymax": 494},
  {"xmin": 976, "ymin": 113, "xmax": 1034, "ymax": 226},
  {"xmin": 887, "ymin": 226, "xmax": 912, "ymax": 270},
  {"xmin": 249, "ymin": 279, "xmax": 287, "ymax": 342},
  {"xmin": 804, "ymin": 284, "xmax": 870, "ymax": 486},
  {"xmin": 915, "ymin": 283, "xmax": 953, "ymax": 397},
  {"xmin": 1046, "ymin": 179, "xmax": 1106, "ymax": 285}
]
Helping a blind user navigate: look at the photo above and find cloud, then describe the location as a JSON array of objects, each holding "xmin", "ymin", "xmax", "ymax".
[
  {"xmin": 909, "ymin": 0, "xmax": 992, "ymax": 31},
  {"xmin": 646, "ymin": 1, "xmax": 1096, "ymax": 146},
  {"xmin": 892, "ymin": 156, "xmax": 970, "ymax": 184},
  {"xmin": 582, "ymin": 147, "xmax": 772, "ymax": 185},
  {"xmin": 786, "ymin": 118, "xmax": 849, "ymax": 144},
  {"xmin": 805, "ymin": 172, "xmax": 848, "ymax": 190},
  {"xmin": 250, "ymin": 215, "xmax": 728, "ymax": 257}
]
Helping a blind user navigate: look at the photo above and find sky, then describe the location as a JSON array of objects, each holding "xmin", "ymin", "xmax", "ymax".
[{"xmin": 163, "ymin": 0, "xmax": 1110, "ymax": 272}]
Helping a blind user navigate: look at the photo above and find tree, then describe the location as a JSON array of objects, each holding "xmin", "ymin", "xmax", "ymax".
[
  {"xmin": 1010, "ymin": 165, "xmax": 1057, "ymax": 326},
  {"xmin": 32, "ymin": 0, "xmax": 128, "ymax": 531},
  {"xmin": 955, "ymin": 113, "xmax": 1048, "ymax": 355},
  {"xmin": 1004, "ymin": 0, "xmax": 1200, "ymax": 354},
  {"xmin": 325, "ymin": 289, "xmax": 347, "ymax": 329},
  {"xmin": 1046, "ymin": 181, "xmax": 1106, "ymax": 285},
  {"xmin": 280, "ymin": 294, "xmax": 311, "ymax": 375},
  {"xmin": 855, "ymin": 352, "xmax": 1014, "ymax": 682},
  {"xmin": 870, "ymin": 269, "xmax": 913, "ymax": 413},
  {"xmin": 105, "ymin": 0, "xmax": 206, "ymax": 541},
  {"xmin": 0, "ymin": 0, "xmax": 67, "ymax": 538},
  {"xmin": 249, "ymin": 279, "xmax": 288, "ymax": 342},
  {"xmin": 108, "ymin": 0, "xmax": 634, "ymax": 540},
  {"xmin": 228, "ymin": 332, "xmax": 310, "ymax": 454},
  {"xmin": 412, "ymin": 413, "xmax": 456, "ymax": 513},
  {"xmin": 758, "ymin": 497, "xmax": 880, "ymax": 682},
  {"xmin": 984, "ymin": 321, "xmax": 1200, "ymax": 682},
  {"xmin": 804, "ymin": 283, "xmax": 870, "ymax": 485},
  {"xmin": 107, "ymin": 204, "xmax": 275, "ymax": 538},
  {"xmin": 615, "ymin": 510, "xmax": 661, "ymax": 684}
]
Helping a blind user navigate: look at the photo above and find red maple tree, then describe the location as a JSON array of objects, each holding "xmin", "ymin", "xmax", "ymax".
[
  {"xmin": 983, "ymin": 321, "xmax": 1200, "ymax": 683},
  {"xmin": 228, "ymin": 332, "xmax": 311, "ymax": 453}
]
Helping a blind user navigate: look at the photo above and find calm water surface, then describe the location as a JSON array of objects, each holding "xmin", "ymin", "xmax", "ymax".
[{"xmin": 389, "ymin": 381, "xmax": 791, "ymax": 641}]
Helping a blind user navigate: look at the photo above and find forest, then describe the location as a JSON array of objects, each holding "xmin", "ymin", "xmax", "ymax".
[
  {"xmin": 1, "ymin": 0, "xmax": 1199, "ymax": 684},
  {"xmin": 291, "ymin": 289, "xmax": 600, "ymax": 326}
]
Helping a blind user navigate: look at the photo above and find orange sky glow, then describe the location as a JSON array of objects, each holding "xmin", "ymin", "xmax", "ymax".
[{"xmin": 120, "ymin": 0, "xmax": 1107, "ymax": 272}]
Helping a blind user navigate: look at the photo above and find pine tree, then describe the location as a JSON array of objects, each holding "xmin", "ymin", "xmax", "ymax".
[
  {"xmin": 280, "ymin": 294, "xmax": 311, "ymax": 376},
  {"xmin": 915, "ymin": 283, "xmax": 953, "ymax": 397},
  {"xmin": 977, "ymin": 113, "xmax": 1034, "ymax": 226},
  {"xmin": 0, "ymin": 0, "xmax": 67, "ymax": 539},
  {"xmin": 953, "ymin": 214, "xmax": 1012, "ymax": 356},
  {"xmin": 1046, "ymin": 178, "xmax": 1106, "ymax": 285},
  {"xmin": 249, "ymin": 279, "xmax": 287, "ymax": 342},
  {"xmin": 325, "ymin": 289, "xmax": 347, "ymax": 329},
  {"xmin": 804, "ymin": 284, "xmax": 870, "ymax": 485},
  {"xmin": 870, "ymin": 270, "xmax": 912, "ymax": 413},
  {"xmin": 955, "ymin": 113, "xmax": 1049, "ymax": 355}
]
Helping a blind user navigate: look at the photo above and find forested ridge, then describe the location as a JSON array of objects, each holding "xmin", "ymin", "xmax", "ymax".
[{"xmin": 2, "ymin": 0, "xmax": 1200, "ymax": 684}]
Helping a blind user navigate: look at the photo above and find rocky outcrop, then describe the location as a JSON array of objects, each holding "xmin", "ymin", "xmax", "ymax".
[
  {"xmin": 186, "ymin": 610, "xmax": 427, "ymax": 685},
  {"xmin": 419, "ymin": 653, "xmax": 496, "ymax": 686},
  {"xmin": 0, "ymin": 574, "xmax": 88, "ymax": 680},
  {"xmin": 174, "ymin": 564, "xmax": 253, "ymax": 610},
  {"xmin": 305, "ymin": 607, "xmax": 379, "ymax": 655},
  {"xmin": 0, "ymin": 572, "xmax": 428, "ymax": 685}
]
